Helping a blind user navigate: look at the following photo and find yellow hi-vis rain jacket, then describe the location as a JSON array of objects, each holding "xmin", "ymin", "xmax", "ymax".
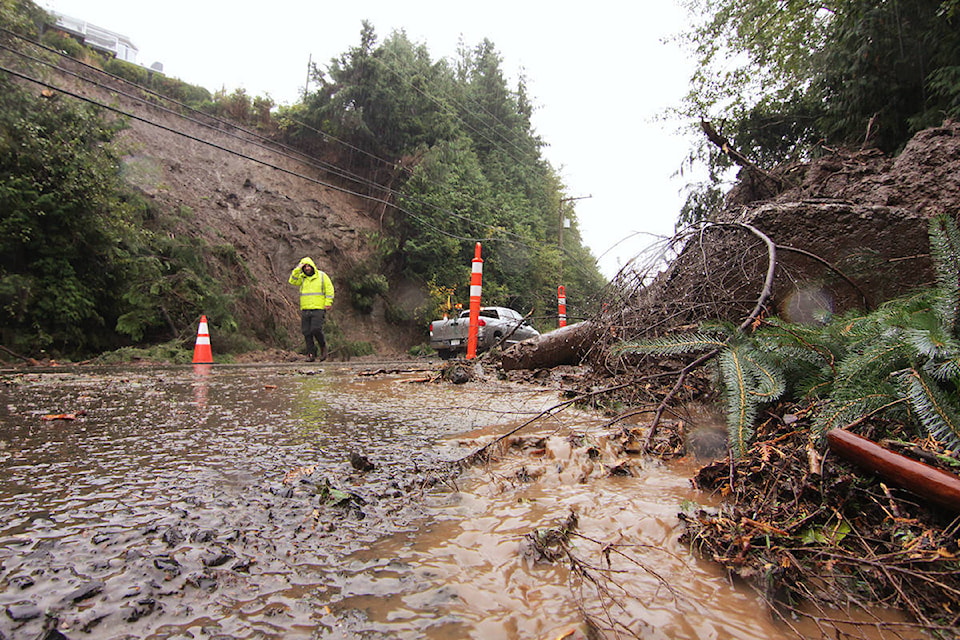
[{"xmin": 288, "ymin": 257, "xmax": 335, "ymax": 310}]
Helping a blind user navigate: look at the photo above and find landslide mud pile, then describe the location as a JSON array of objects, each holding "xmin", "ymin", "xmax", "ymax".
[{"xmin": 592, "ymin": 120, "xmax": 960, "ymax": 369}]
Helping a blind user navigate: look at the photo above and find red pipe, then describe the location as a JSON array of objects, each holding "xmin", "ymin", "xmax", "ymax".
[{"xmin": 827, "ymin": 429, "xmax": 960, "ymax": 512}]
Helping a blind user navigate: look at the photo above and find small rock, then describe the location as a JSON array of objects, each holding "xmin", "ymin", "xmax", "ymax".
[
  {"xmin": 350, "ymin": 452, "xmax": 376, "ymax": 472},
  {"xmin": 9, "ymin": 575, "xmax": 35, "ymax": 590},
  {"xmin": 201, "ymin": 551, "xmax": 234, "ymax": 567},
  {"xmin": 231, "ymin": 558, "xmax": 253, "ymax": 572},
  {"xmin": 65, "ymin": 580, "xmax": 104, "ymax": 603},
  {"xmin": 153, "ymin": 555, "xmax": 181, "ymax": 575},
  {"xmin": 162, "ymin": 526, "xmax": 185, "ymax": 547},
  {"xmin": 269, "ymin": 485, "xmax": 294, "ymax": 498},
  {"xmin": 190, "ymin": 529, "xmax": 216, "ymax": 543},
  {"xmin": 77, "ymin": 608, "xmax": 109, "ymax": 633},
  {"xmin": 447, "ymin": 365, "xmax": 471, "ymax": 384},
  {"xmin": 6, "ymin": 603, "xmax": 41, "ymax": 621},
  {"xmin": 185, "ymin": 572, "xmax": 218, "ymax": 591},
  {"xmin": 122, "ymin": 597, "xmax": 157, "ymax": 623}
]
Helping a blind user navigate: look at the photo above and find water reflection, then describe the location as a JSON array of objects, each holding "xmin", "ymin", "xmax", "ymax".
[{"xmin": 192, "ymin": 363, "xmax": 212, "ymax": 410}]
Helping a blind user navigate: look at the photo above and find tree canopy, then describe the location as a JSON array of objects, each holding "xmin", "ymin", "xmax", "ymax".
[
  {"xmin": 677, "ymin": 0, "xmax": 960, "ymax": 223},
  {"xmin": 293, "ymin": 24, "xmax": 604, "ymax": 321},
  {"xmin": 1, "ymin": 3, "xmax": 604, "ymax": 358}
]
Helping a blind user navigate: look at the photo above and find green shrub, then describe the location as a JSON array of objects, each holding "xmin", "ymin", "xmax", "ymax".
[
  {"xmin": 103, "ymin": 57, "xmax": 149, "ymax": 85},
  {"xmin": 349, "ymin": 273, "xmax": 389, "ymax": 314},
  {"xmin": 40, "ymin": 31, "xmax": 84, "ymax": 58},
  {"xmin": 408, "ymin": 343, "xmax": 432, "ymax": 357}
]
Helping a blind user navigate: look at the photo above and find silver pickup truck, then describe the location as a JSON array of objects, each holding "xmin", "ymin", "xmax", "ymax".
[{"xmin": 428, "ymin": 306, "xmax": 540, "ymax": 358}]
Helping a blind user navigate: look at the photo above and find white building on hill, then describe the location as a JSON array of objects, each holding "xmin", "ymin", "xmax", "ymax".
[{"xmin": 51, "ymin": 12, "xmax": 139, "ymax": 64}]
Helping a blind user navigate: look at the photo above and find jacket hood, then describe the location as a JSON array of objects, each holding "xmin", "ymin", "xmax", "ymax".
[{"xmin": 299, "ymin": 257, "xmax": 318, "ymax": 270}]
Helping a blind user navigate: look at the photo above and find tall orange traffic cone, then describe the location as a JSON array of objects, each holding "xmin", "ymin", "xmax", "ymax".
[{"xmin": 192, "ymin": 315, "xmax": 214, "ymax": 364}]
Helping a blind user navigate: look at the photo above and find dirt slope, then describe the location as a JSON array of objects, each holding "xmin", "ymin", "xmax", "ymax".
[
  {"xmin": 68, "ymin": 58, "xmax": 423, "ymax": 356},
  {"xmin": 654, "ymin": 121, "xmax": 958, "ymax": 328},
  {"xmin": 720, "ymin": 119, "xmax": 960, "ymax": 308}
]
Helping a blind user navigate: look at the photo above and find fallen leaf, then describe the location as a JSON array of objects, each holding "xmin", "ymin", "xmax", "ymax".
[{"xmin": 282, "ymin": 465, "xmax": 317, "ymax": 485}]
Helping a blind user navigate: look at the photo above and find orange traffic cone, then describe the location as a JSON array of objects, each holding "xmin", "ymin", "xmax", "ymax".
[{"xmin": 192, "ymin": 315, "xmax": 214, "ymax": 364}]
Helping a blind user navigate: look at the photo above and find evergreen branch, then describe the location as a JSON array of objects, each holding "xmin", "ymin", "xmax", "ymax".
[
  {"xmin": 612, "ymin": 334, "xmax": 726, "ymax": 356},
  {"xmin": 925, "ymin": 356, "xmax": 960, "ymax": 383},
  {"xmin": 835, "ymin": 340, "xmax": 907, "ymax": 386},
  {"xmin": 720, "ymin": 346, "xmax": 757, "ymax": 457},
  {"xmin": 744, "ymin": 350, "xmax": 786, "ymax": 400},
  {"xmin": 638, "ymin": 222, "xmax": 780, "ymax": 455},
  {"xmin": 813, "ymin": 394, "xmax": 896, "ymax": 442},
  {"xmin": 928, "ymin": 214, "xmax": 960, "ymax": 331},
  {"xmin": 759, "ymin": 318, "xmax": 837, "ymax": 370},
  {"xmin": 903, "ymin": 327, "xmax": 960, "ymax": 361},
  {"xmin": 898, "ymin": 369, "xmax": 960, "ymax": 450}
]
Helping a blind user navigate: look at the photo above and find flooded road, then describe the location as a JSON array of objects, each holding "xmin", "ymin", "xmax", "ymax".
[{"xmin": 0, "ymin": 363, "xmax": 862, "ymax": 638}]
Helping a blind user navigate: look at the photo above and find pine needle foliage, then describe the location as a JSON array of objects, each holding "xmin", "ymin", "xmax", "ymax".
[
  {"xmin": 616, "ymin": 325, "xmax": 789, "ymax": 457},
  {"xmin": 617, "ymin": 214, "xmax": 960, "ymax": 456}
]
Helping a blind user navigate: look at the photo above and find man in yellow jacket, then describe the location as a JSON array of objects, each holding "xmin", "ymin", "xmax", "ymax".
[{"xmin": 288, "ymin": 257, "xmax": 335, "ymax": 361}]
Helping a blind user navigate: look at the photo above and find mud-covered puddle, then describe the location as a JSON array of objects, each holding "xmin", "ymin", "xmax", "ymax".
[{"xmin": 0, "ymin": 364, "xmax": 858, "ymax": 639}]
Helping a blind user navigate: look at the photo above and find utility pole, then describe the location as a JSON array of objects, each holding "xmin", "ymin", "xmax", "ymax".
[
  {"xmin": 558, "ymin": 195, "xmax": 592, "ymax": 250},
  {"xmin": 303, "ymin": 53, "xmax": 312, "ymax": 100}
]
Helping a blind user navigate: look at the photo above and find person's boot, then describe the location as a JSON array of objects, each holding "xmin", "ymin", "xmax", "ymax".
[
  {"xmin": 306, "ymin": 353, "xmax": 316, "ymax": 362},
  {"xmin": 319, "ymin": 345, "xmax": 328, "ymax": 362}
]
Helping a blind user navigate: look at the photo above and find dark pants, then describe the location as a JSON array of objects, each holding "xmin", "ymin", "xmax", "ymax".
[{"xmin": 301, "ymin": 309, "xmax": 327, "ymax": 356}]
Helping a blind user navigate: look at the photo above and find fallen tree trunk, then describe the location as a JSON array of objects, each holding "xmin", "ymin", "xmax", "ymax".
[
  {"xmin": 827, "ymin": 429, "xmax": 960, "ymax": 513},
  {"xmin": 500, "ymin": 321, "xmax": 595, "ymax": 371}
]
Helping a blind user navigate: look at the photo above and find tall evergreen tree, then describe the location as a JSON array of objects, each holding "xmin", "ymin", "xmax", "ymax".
[{"xmin": 301, "ymin": 24, "xmax": 604, "ymax": 321}]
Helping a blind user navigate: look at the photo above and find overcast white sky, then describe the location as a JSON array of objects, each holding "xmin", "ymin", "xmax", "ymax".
[{"xmin": 41, "ymin": 0, "xmax": 699, "ymax": 279}]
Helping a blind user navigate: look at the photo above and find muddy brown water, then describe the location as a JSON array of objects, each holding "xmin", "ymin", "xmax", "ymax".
[{"xmin": 0, "ymin": 364, "xmax": 919, "ymax": 639}]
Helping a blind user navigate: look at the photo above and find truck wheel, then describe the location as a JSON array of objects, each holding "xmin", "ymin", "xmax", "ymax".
[{"xmin": 438, "ymin": 349, "xmax": 456, "ymax": 360}]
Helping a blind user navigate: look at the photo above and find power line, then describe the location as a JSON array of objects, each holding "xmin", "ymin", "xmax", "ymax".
[
  {"xmin": 1, "ymin": 29, "xmax": 540, "ymax": 242},
  {"xmin": 0, "ymin": 62, "xmax": 526, "ymax": 248},
  {"xmin": 0, "ymin": 37, "xmax": 605, "ymax": 290},
  {"xmin": 7, "ymin": 27, "xmax": 592, "ymax": 264},
  {"xmin": 0, "ymin": 28, "xmax": 386, "ymax": 194}
]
